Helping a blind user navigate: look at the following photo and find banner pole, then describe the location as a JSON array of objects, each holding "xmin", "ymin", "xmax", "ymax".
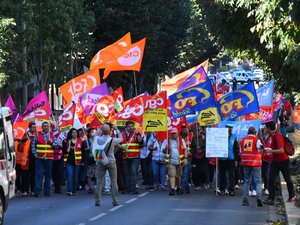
[
  {"xmin": 133, "ymin": 71, "xmax": 138, "ymax": 97},
  {"xmin": 216, "ymin": 158, "xmax": 218, "ymax": 196}
]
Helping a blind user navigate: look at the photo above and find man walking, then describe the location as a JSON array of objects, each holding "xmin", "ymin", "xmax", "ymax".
[
  {"xmin": 239, "ymin": 126, "xmax": 264, "ymax": 207},
  {"xmin": 31, "ymin": 122, "xmax": 57, "ymax": 197}
]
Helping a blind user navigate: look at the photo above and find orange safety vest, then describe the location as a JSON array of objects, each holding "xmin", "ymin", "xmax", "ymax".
[
  {"xmin": 36, "ymin": 132, "xmax": 54, "ymax": 159},
  {"xmin": 239, "ymin": 135, "xmax": 262, "ymax": 167},
  {"xmin": 63, "ymin": 139, "xmax": 83, "ymax": 166},
  {"xmin": 165, "ymin": 137, "xmax": 185, "ymax": 166},
  {"xmin": 121, "ymin": 132, "xmax": 140, "ymax": 159}
]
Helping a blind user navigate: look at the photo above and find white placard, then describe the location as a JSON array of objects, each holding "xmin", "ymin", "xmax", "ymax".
[{"xmin": 206, "ymin": 128, "xmax": 228, "ymax": 158}]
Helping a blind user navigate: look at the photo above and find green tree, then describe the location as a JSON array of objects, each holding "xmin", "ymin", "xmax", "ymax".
[
  {"xmin": 201, "ymin": 0, "xmax": 300, "ymax": 92},
  {"xmin": 0, "ymin": 18, "xmax": 16, "ymax": 89}
]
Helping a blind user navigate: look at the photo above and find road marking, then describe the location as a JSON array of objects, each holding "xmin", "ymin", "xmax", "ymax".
[
  {"xmin": 88, "ymin": 213, "xmax": 107, "ymax": 221},
  {"xmin": 108, "ymin": 205, "xmax": 123, "ymax": 212},
  {"xmin": 138, "ymin": 192, "xmax": 149, "ymax": 197},
  {"xmin": 125, "ymin": 198, "xmax": 138, "ymax": 204}
]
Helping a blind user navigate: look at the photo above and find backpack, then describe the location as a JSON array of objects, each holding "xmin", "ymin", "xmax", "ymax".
[{"xmin": 283, "ymin": 136, "xmax": 295, "ymax": 156}]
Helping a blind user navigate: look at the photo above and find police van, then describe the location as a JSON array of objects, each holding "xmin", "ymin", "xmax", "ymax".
[{"xmin": 0, "ymin": 107, "xmax": 16, "ymax": 225}]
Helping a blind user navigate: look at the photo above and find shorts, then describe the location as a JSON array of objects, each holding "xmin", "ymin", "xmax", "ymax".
[{"xmin": 168, "ymin": 163, "xmax": 182, "ymax": 178}]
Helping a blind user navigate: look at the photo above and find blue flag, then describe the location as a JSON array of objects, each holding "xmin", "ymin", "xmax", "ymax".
[
  {"xmin": 217, "ymin": 120, "xmax": 262, "ymax": 141},
  {"xmin": 170, "ymin": 80, "xmax": 215, "ymax": 118},
  {"xmin": 177, "ymin": 66, "xmax": 208, "ymax": 92},
  {"xmin": 217, "ymin": 82, "xmax": 259, "ymax": 121},
  {"xmin": 256, "ymin": 79, "xmax": 274, "ymax": 106}
]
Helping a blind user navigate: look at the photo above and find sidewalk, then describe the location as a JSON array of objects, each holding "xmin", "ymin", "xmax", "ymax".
[{"xmin": 280, "ymin": 174, "xmax": 300, "ymax": 225}]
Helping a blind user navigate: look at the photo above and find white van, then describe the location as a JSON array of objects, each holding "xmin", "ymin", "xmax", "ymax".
[{"xmin": 0, "ymin": 107, "xmax": 16, "ymax": 225}]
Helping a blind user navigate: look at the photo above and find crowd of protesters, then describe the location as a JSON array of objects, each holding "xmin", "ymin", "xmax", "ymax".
[{"xmin": 14, "ymin": 97, "xmax": 298, "ymax": 207}]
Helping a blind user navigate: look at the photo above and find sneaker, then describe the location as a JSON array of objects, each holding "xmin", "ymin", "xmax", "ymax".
[
  {"xmin": 263, "ymin": 199, "xmax": 274, "ymax": 205},
  {"xmin": 225, "ymin": 189, "xmax": 229, "ymax": 195},
  {"xmin": 218, "ymin": 190, "xmax": 225, "ymax": 196},
  {"xmin": 95, "ymin": 202, "xmax": 100, "ymax": 207},
  {"xmin": 169, "ymin": 189, "xmax": 175, "ymax": 196},
  {"xmin": 104, "ymin": 190, "xmax": 111, "ymax": 195},
  {"xmin": 249, "ymin": 191, "xmax": 253, "ymax": 197},
  {"xmin": 113, "ymin": 202, "xmax": 119, "ymax": 206},
  {"xmin": 34, "ymin": 193, "xmax": 40, "ymax": 198},
  {"xmin": 257, "ymin": 198, "xmax": 263, "ymax": 207},
  {"xmin": 229, "ymin": 191, "xmax": 235, "ymax": 196},
  {"xmin": 234, "ymin": 184, "xmax": 240, "ymax": 190},
  {"xmin": 130, "ymin": 190, "xmax": 139, "ymax": 195},
  {"xmin": 195, "ymin": 186, "xmax": 201, "ymax": 191},
  {"xmin": 242, "ymin": 197, "xmax": 249, "ymax": 206},
  {"xmin": 72, "ymin": 191, "xmax": 77, "ymax": 196},
  {"xmin": 66, "ymin": 192, "xmax": 73, "ymax": 196},
  {"xmin": 176, "ymin": 187, "xmax": 182, "ymax": 195},
  {"xmin": 21, "ymin": 192, "xmax": 28, "ymax": 197},
  {"xmin": 252, "ymin": 190, "xmax": 257, "ymax": 197},
  {"xmin": 160, "ymin": 185, "xmax": 166, "ymax": 191},
  {"xmin": 263, "ymin": 189, "xmax": 269, "ymax": 195},
  {"xmin": 186, "ymin": 185, "xmax": 191, "ymax": 193}
]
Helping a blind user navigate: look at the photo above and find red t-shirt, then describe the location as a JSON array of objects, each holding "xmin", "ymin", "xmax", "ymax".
[
  {"xmin": 271, "ymin": 131, "xmax": 289, "ymax": 162},
  {"xmin": 284, "ymin": 101, "xmax": 292, "ymax": 115},
  {"xmin": 262, "ymin": 137, "xmax": 272, "ymax": 162}
]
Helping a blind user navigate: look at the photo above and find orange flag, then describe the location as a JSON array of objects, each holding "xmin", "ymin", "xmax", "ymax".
[
  {"xmin": 60, "ymin": 70, "xmax": 100, "ymax": 106},
  {"xmin": 90, "ymin": 33, "xmax": 131, "ymax": 71},
  {"xmin": 161, "ymin": 59, "xmax": 209, "ymax": 96},
  {"xmin": 103, "ymin": 38, "xmax": 146, "ymax": 79}
]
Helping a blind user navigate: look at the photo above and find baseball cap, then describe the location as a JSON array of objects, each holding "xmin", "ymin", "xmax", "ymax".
[{"xmin": 170, "ymin": 128, "xmax": 178, "ymax": 134}]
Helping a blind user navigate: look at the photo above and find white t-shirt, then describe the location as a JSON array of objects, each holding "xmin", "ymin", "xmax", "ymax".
[{"xmin": 169, "ymin": 138, "xmax": 186, "ymax": 165}]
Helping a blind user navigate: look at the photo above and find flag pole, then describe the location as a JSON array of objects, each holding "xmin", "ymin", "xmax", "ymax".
[{"xmin": 133, "ymin": 71, "xmax": 138, "ymax": 97}]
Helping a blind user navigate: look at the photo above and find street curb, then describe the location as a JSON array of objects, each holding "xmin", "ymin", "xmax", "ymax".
[{"xmin": 280, "ymin": 174, "xmax": 300, "ymax": 225}]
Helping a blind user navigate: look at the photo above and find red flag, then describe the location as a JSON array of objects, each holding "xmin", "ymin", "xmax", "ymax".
[
  {"xmin": 114, "ymin": 95, "xmax": 147, "ymax": 125},
  {"xmin": 111, "ymin": 86, "xmax": 124, "ymax": 112},
  {"xmin": 58, "ymin": 103, "xmax": 76, "ymax": 132}
]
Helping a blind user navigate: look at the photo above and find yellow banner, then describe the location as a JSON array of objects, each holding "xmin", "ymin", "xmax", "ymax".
[
  {"xmin": 143, "ymin": 108, "xmax": 167, "ymax": 132},
  {"xmin": 198, "ymin": 107, "xmax": 221, "ymax": 126}
]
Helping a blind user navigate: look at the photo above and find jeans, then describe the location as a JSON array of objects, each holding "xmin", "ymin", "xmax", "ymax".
[
  {"xmin": 152, "ymin": 160, "xmax": 166, "ymax": 187},
  {"xmin": 242, "ymin": 166, "xmax": 262, "ymax": 199},
  {"xmin": 268, "ymin": 159, "xmax": 295, "ymax": 200},
  {"xmin": 123, "ymin": 158, "xmax": 139, "ymax": 193},
  {"xmin": 35, "ymin": 158, "xmax": 53, "ymax": 195},
  {"xmin": 66, "ymin": 164, "xmax": 80, "ymax": 192},
  {"xmin": 181, "ymin": 159, "xmax": 192, "ymax": 190},
  {"xmin": 95, "ymin": 162, "xmax": 118, "ymax": 204}
]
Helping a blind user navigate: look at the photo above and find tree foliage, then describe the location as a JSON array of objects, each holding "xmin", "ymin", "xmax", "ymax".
[{"xmin": 201, "ymin": 0, "xmax": 300, "ymax": 92}]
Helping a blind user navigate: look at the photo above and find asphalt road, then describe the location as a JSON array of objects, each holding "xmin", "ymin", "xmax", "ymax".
[{"xmin": 4, "ymin": 186, "xmax": 276, "ymax": 225}]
